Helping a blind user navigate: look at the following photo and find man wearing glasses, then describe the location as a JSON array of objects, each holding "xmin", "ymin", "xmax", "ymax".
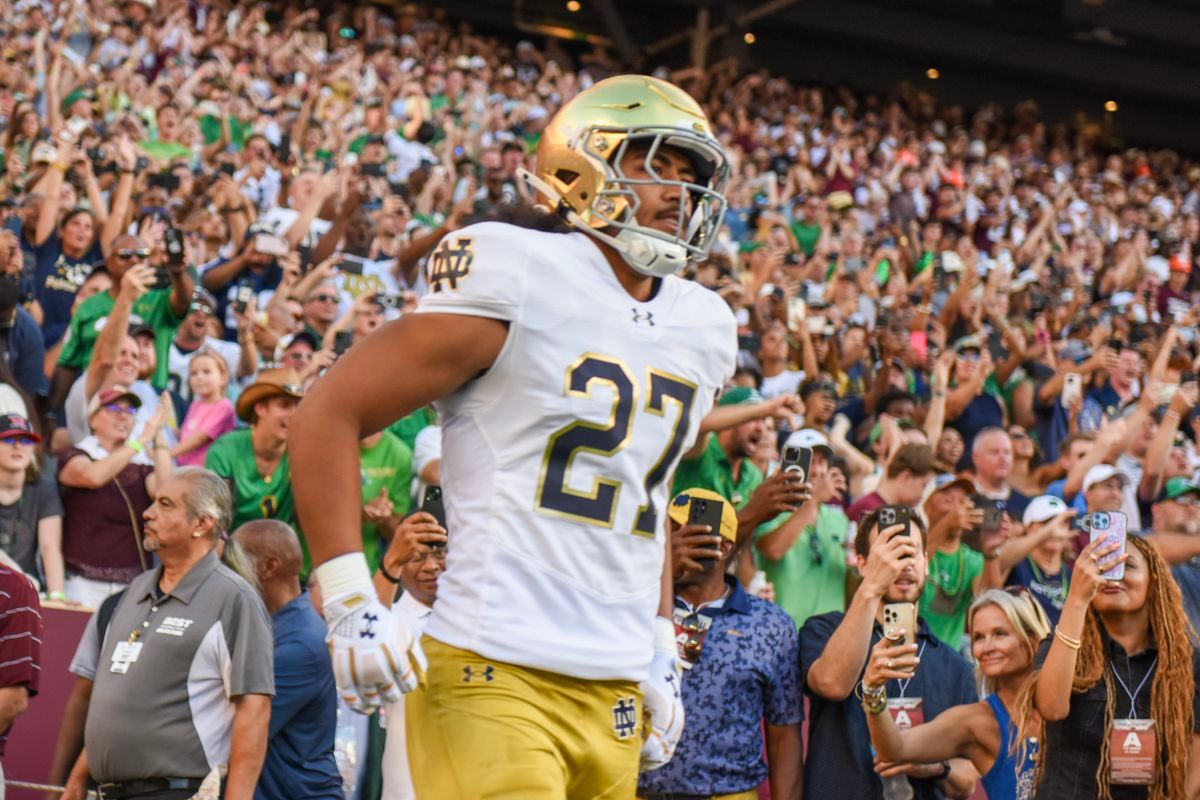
[
  {"xmin": 639, "ymin": 487, "xmax": 803, "ymax": 800},
  {"xmin": 300, "ymin": 281, "xmax": 340, "ymax": 344},
  {"xmin": 51, "ymin": 233, "xmax": 193, "ymax": 413},
  {"xmin": 166, "ymin": 287, "xmax": 252, "ymax": 403}
]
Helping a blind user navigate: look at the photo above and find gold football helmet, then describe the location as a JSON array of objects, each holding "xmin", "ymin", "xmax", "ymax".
[{"xmin": 519, "ymin": 74, "xmax": 730, "ymax": 277}]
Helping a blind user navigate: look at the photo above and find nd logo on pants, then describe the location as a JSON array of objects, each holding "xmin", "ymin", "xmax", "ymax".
[{"xmin": 406, "ymin": 637, "xmax": 643, "ymax": 799}]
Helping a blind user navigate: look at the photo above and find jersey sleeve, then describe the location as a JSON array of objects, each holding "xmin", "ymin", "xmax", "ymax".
[
  {"xmin": 416, "ymin": 222, "xmax": 528, "ymax": 322},
  {"xmin": 56, "ymin": 306, "xmax": 89, "ymax": 370}
]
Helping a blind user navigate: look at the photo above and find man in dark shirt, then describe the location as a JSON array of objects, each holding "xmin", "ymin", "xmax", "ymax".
[
  {"xmin": 969, "ymin": 427, "xmax": 1031, "ymax": 526},
  {"xmin": 233, "ymin": 519, "xmax": 341, "ymax": 800},
  {"xmin": 801, "ymin": 508, "xmax": 979, "ymax": 799}
]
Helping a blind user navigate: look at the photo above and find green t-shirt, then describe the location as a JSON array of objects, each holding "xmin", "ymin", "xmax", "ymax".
[
  {"xmin": 359, "ymin": 432, "xmax": 414, "ymax": 571},
  {"xmin": 199, "ymin": 115, "xmax": 249, "ymax": 150},
  {"xmin": 205, "ymin": 429, "xmax": 300, "ymax": 563},
  {"xmin": 920, "ymin": 545, "xmax": 985, "ymax": 647},
  {"xmin": 57, "ymin": 289, "xmax": 184, "ymax": 390},
  {"xmin": 754, "ymin": 504, "xmax": 850, "ymax": 628},
  {"xmin": 386, "ymin": 407, "xmax": 436, "ymax": 453},
  {"xmin": 791, "ymin": 221, "xmax": 821, "ymax": 256},
  {"xmin": 138, "ymin": 139, "xmax": 193, "ymax": 163},
  {"xmin": 671, "ymin": 434, "xmax": 763, "ymax": 510}
]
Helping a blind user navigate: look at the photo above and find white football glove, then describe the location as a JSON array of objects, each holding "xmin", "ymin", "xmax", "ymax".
[
  {"xmin": 639, "ymin": 616, "xmax": 685, "ymax": 772},
  {"xmin": 318, "ymin": 553, "xmax": 426, "ymax": 714}
]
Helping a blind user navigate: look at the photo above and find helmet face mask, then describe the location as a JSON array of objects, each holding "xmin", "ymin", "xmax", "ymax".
[
  {"xmin": 524, "ymin": 75, "xmax": 731, "ymax": 278},
  {"xmin": 586, "ymin": 128, "xmax": 729, "ymax": 270}
]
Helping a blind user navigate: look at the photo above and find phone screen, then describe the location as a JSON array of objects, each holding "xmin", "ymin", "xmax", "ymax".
[
  {"xmin": 909, "ymin": 330, "xmax": 928, "ymax": 362},
  {"xmin": 1089, "ymin": 511, "xmax": 1128, "ymax": 581}
]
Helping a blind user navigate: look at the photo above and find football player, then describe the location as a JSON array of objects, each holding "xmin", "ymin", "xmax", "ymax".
[{"xmin": 290, "ymin": 74, "xmax": 737, "ymax": 797}]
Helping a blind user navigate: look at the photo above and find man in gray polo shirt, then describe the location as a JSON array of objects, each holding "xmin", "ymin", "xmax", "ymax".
[{"xmin": 61, "ymin": 467, "xmax": 274, "ymax": 800}]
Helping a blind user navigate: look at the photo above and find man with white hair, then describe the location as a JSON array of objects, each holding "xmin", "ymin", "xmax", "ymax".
[{"xmin": 61, "ymin": 468, "xmax": 274, "ymax": 800}]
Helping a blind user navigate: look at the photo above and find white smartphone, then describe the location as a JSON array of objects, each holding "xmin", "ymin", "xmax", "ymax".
[
  {"xmin": 787, "ymin": 297, "xmax": 806, "ymax": 331},
  {"xmin": 1063, "ymin": 373, "xmax": 1082, "ymax": 407}
]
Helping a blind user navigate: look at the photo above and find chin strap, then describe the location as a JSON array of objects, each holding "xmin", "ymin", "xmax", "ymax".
[{"xmin": 516, "ymin": 167, "xmax": 687, "ymax": 277}]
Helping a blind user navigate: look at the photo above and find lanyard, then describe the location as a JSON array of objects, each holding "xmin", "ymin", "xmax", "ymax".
[
  {"xmin": 1111, "ymin": 654, "xmax": 1157, "ymax": 719},
  {"xmin": 896, "ymin": 639, "xmax": 927, "ymax": 698}
]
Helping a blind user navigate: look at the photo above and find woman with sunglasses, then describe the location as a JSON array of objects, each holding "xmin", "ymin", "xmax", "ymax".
[
  {"xmin": 57, "ymin": 386, "xmax": 172, "ymax": 607},
  {"xmin": 1020, "ymin": 534, "xmax": 1200, "ymax": 799},
  {"xmin": 866, "ymin": 588, "xmax": 1051, "ymax": 799}
]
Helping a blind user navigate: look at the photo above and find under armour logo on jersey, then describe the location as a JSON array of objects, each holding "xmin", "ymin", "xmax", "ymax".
[
  {"xmin": 428, "ymin": 237, "xmax": 475, "ymax": 293},
  {"xmin": 612, "ymin": 696, "xmax": 638, "ymax": 739},
  {"xmin": 462, "ymin": 665, "xmax": 495, "ymax": 683},
  {"xmin": 631, "ymin": 308, "xmax": 655, "ymax": 326},
  {"xmin": 360, "ymin": 613, "xmax": 378, "ymax": 640}
]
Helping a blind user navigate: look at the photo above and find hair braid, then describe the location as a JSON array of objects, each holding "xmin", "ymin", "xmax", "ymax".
[{"xmin": 1134, "ymin": 536, "xmax": 1194, "ymax": 800}]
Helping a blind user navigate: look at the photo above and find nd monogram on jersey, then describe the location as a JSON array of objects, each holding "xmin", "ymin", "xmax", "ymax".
[{"xmin": 416, "ymin": 221, "xmax": 736, "ymax": 682}]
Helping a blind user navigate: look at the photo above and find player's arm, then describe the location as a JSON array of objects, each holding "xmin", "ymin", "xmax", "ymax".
[{"xmin": 290, "ymin": 312, "xmax": 505, "ymax": 566}]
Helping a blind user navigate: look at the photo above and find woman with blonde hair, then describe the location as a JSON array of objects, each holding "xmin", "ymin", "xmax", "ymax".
[
  {"xmin": 865, "ymin": 588, "xmax": 1050, "ymax": 799},
  {"xmin": 1021, "ymin": 534, "xmax": 1200, "ymax": 799}
]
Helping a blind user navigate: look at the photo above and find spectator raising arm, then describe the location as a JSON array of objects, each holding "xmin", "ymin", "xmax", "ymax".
[{"xmin": 805, "ymin": 524, "xmax": 913, "ymax": 700}]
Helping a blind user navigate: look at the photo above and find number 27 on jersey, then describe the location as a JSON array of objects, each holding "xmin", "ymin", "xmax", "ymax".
[{"xmin": 535, "ymin": 354, "xmax": 696, "ymax": 538}]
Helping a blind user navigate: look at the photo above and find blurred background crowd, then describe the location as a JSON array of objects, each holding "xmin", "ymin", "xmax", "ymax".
[{"xmin": 0, "ymin": 0, "xmax": 1198, "ymax": 798}]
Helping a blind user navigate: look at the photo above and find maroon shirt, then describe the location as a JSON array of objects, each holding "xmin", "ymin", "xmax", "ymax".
[
  {"xmin": 58, "ymin": 448, "xmax": 154, "ymax": 583},
  {"xmin": 0, "ymin": 566, "xmax": 41, "ymax": 756},
  {"xmin": 847, "ymin": 490, "xmax": 886, "ymax": 524}
]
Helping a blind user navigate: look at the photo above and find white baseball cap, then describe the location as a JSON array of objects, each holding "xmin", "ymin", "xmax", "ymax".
[
  {"xmin": 784, "ymin": 428, "xmax": 833, "ymax": 454},
  {"xmin": 1082, "ymin": 464, "xmax": 1132, "ymax": 494},
  {"xmin": 1023, "ymin": 494, "xmax": 1070, "ymax": 527}
]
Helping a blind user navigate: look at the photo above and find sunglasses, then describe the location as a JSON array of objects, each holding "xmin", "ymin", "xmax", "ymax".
[
  {"xmin": 0, "ymin": 436, "xmax": 35, "ymax": 446},
  {"xmin": 809, "ymin": 530, "xmax": 824, "ymax": 565},
  {"xmin": 189, "ymin": 302, "xmax": 214, "ymax": 315},
  {"xmin": 1009, "ymin": 430, "xmax": 1029, "ymax": 440},
  {"xmin": 102, "ymin": 403, "xmax": 137, "ymax": 416},
  {"xmin": 308, "ymin": 294, "xmax": 338, "ymax": 303},
  {"xmin": 116, "ymin": 248, "xmax": 150, "ymax": 259}
]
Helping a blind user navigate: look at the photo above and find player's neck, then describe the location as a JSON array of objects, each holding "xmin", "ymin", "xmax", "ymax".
[{"xmin": 599, "ymin": 246, "xmax": 658, "ymax": 302}]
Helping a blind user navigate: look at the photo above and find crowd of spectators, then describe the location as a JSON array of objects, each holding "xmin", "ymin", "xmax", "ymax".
[{"xmin": 0, "ymin": 0, "xmax": 1196, "ymax": 797}]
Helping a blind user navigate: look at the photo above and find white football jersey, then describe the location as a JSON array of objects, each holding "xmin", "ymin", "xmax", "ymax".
[{"xmin": 416, "ymin": 221, "xmax": 736, "ymax": 681}]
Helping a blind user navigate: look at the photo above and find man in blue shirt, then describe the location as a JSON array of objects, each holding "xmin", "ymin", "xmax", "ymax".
[
  {"xmin": 801, "ymin": 507, "xmax": 979, "ymax": 799},
  {"xmin": 232, "ymin": 520, "xmax": 341, "ymax": 800},
  {"xmin": 639, "ymin": 488, "xmax": 803, "ymax": 800}
]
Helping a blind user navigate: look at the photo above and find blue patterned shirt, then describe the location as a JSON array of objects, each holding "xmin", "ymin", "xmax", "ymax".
[{"xmin": 639, "ymin": 578, "xmax": 804, "ymax": 795}]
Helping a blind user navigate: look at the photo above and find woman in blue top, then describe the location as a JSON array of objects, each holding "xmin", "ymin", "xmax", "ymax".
[{"xmin": 866, "ymin": 589, "xmax": 1050, "ymax": 799}]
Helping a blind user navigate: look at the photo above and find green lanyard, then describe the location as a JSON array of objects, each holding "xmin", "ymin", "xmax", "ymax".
[
  {"xmin": 1026, "ymin": 556, "xmax": 1069, "ymax": 595},
  {"xmin": 933, "ymin": 548, "xmax": 966, "ymax": 597}
]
